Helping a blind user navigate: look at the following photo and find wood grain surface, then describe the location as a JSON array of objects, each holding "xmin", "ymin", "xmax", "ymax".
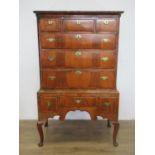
[{"xmin": 20, "ymin": 120, "xmax": 134, "ymax": 155}]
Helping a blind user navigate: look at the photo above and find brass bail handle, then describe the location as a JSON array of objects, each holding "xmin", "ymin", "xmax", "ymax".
[
  {"xmin": 102, "ymin": 38, "xmax": 110, "ymax": 43},
  {"xmin": 75, "ymin": 70, "xmax": 82, "ymax": 75},
  {"xmin": 48, "ymin": 76, "xmax": 56, "ymax": 80},
  {"xmin": 47, "ymin": 38, "xmax": 55, "ymax": 42},
  {"xmin": 48, "ymin": 56, "xmax": 56, "ymax": 61},
  {"xmin": 100, "ymin": 56, "xmax": 109, "ymax": 62},
  {"xmin": 74, "ymin": 99, "xmax": 82, "ymax": 104},
  {"xmin": 102, "ymin": 102, "xmax": 111, "ymax": 107},
  {"xmin": 102, "ymin": 19, "xmax": 109, "ymax": 25},
  {"xmin": 75, "ymin": 51, "xmax": 82, "ymax": 57},
  {"xmin": 100, "ymin": 76, "xmax": 108, "ymax": 80}
]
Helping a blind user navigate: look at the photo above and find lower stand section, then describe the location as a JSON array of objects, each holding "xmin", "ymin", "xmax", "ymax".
[
  {"xmin": 112, "ymin": 121, "xmax": 120, "ymax": 147},
  {"xmin": 37, "ymin": 121, "xmax": 45, "ymax": 147}
]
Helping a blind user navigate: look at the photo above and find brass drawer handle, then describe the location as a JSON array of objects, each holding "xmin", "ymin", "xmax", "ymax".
[
  {"xmin": 47, "ymin": 38, "xmax": 55, "ymax": 42},
  {"xmin": 48, "ymin": 56, "xmax": 56, "ymax": 61},
  {"xmin": 75, "ymin": 70, "xmax": 82, "ymax": 75},
  {"xmin": 47, "ymin": 20, "xmax": 53, "ymax": 25},
  {"xmin": 102, "ymin": 102, "xmax": 111, "ymax": 107},
  {"xmin": 75, "ymin": 51, "xmax": 82, "ymax": 57},
  {"xmin": 102, "ymin": 19, "xmax": 109, "ymax": 25},
  {"xmin": 100, "ymin": 57, "xmax": 109, "ymax": 62},
  {"xmin": 100, "ymin": 76, "xmax": 108, "ymax": 80},
  {"xmin": 48, "ymin": 76, "xmax": 56, "ymax": 80},
  {"xmin": 74, "ymin": 99, "xmax": 82, "ymax": 104},
  {"xmin": 75, "ymin": 34, "xmax": 82, "ymax": 40},
  {"xmin": 46, "ymin": 101, "xmax": 52, "ymax": 108},
  {"xmin": 102, "ymin": 38, "xmax": 110, "ymax": 43},
  {"xmin": 76, "ymin": 20, "xmax": 81, "ymax": 25}
]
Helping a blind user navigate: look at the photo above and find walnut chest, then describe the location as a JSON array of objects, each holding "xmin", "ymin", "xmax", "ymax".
[{"xmin": 34, "ymin": 11, "xmax": 123, "ymax": 147}]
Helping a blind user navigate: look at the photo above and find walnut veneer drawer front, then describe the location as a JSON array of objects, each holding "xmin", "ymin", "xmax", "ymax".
[
  {"xmin": 40, "ymin": 49, "xmax": 116, "ymax": 68},
  {"xmin": 98, "ymin": 97, "xmax": 118, "ymax": 113},
  {"xmin": 40, "ymin": 33, "xmax": 116, "ymax": 49},
  {"xmin": 63, "ymin": 19, "xmax": 94, "ymax": 32},
  {"xmin": 38, "ymin": 95, "xmax": 57, "ymax": 112},
  {"xmin": 39, "ymin": 18, "xmax": 61, "ymax": 32},
  {"xmin": 60, "ymin": 96, "xmax": 97, "ymax": 107},
  {"xmin": 96, "ymin": 19, "xmax": 118, "ymax": 32},
  {"xmin": 41, "ymin": 69, "xmax": 115, "ymax": 89}
]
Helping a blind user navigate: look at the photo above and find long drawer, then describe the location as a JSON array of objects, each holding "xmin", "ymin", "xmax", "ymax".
[
  {"xmin": 40, "ymin": 33, "xmax": 117, "ymax": 49},
  {"xmin": 41, "ymin": 69, "xmax": 115, "ymax": 89},
  {"xmin": 40, "ymin": 49, "xmax": 116, "ymax": 69}
]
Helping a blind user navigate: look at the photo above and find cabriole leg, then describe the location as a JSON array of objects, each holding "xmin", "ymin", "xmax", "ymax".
[
  {"xmin": 112, "ymin": 121, "xmax": 120, "ymax": 147},
  {"xmin": 37, "ymin": 121, "xmax": 45, "ymax": 147}
]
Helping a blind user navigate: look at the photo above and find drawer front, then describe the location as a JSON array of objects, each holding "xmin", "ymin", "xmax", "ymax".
[
  {"xmin": 96, "ymin": 19, "xmax": 118, "ymax": 32},
  {"xmin": 60, "ymin": 96, "xmax": 97, "ymax": 107},
  {"xmin": 40, "ymin": 33, "xmax": 60, "ymax": 48},
  {"xmin": 98, "ymin": 97, "xmax": 118, "ymax": 113},
  {"xmin": 41, "ymin": 69, "xmax": 115, "ymax": 89},
  {"xmin": 40, "ymin": 49, "xmax": 116, "ymax": 69},
  {"xmin": 63, "ymin": 19, "xmax": 94, "ymax": 32},
  {"xmin": 39, "ymin": 18, "xmax": 61, "ymax": 32},
  {"xmin": 40, "ymin": 33, "xmax": 116, "ymax": 49},
  {"xmin": 38, "ymin": 95, "xmax": 57, "ymax": 112}
]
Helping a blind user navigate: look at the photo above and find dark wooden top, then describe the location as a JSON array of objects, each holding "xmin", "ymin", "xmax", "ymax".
[{"xmin": 33, "ymin": 11, "xmax": 124, "ymax": 16}]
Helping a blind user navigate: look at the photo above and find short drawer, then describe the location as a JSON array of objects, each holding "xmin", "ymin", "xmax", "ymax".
[
  {"xmin": 40, "ymin": 49, "xmax": 116, "ymax": 69},
  {"xmin": 40, "ymin": 33, "xmax": 116, "ymax": 49},
  {"xmin": 38, "ymin": 94, "xmax": 57, "ymax": 112},
  {"xmin": 60, "ymin": 96, "xmax": 97, "ymax": 107},
  {"xmin": 97, "ymin": 97, "xmax": 118, "ymax": 113},
  {"xmin": 96, "ymin": 18, "xmax": 118, "ymax": 32},
  {"xmin": 39, "ymin": 18, "xmax": 61, "ymax": 32},
  {"xmin": 41, "ymin": 69, "xmax": 115, "ymax": 89},
  {"xmin": 63, "ymin": 19, "xmax": 94, "ymax": 32}
]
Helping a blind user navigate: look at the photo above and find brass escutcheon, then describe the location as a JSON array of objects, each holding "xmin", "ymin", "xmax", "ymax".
[
  {"xmin": 76, "ymin": 20, "xmax": 81, "ymax": 25},
  {"xmin": 47, "ymin": 20, "xmax": 53, "ymax": 25},
  {"xmin": 46, "ymin": 101, "xmax": 52, "ymax": 108},
  {"xmin": 75, "ymin": 34, "xmax": 82, "ymax": 40}
]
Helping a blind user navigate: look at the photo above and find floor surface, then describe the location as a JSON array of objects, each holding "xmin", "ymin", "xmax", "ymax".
[{"xmin": 20, "ymin": 120, "xmax": 134, "ymax": 155}]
